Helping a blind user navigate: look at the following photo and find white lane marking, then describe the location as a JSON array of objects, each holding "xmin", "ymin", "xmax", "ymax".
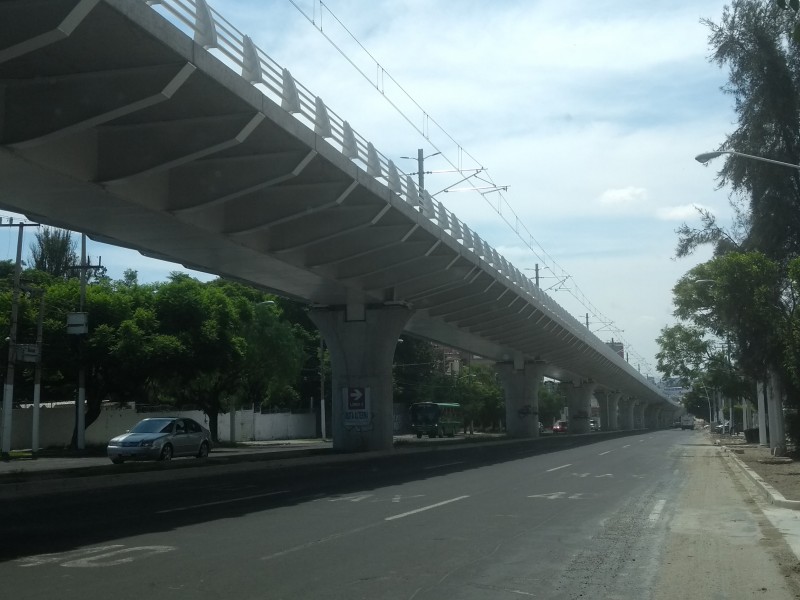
[
  {"xmin": 327, "ymin": 494, "xmax": 373, "ymax": 502},
  {"xmin": 424, "ymin": 461, "xmax": 465, "ymax": 470},
  {"xmin": 156, "ymin": 490, "xmax": 289, "ymax": 514},
  {"xmin": 546, "ymin": 463, "xmax": 572, "ymax": 472},
  {"xmin": 63, "ymin": 546, "xmax": 175, "ymax": 568},
  {"xmin": 528, "ymin": 492, "xmax": 594, "ymax": 500},
  {"xmin": 385, "ymin": 495, "xmax": 470, "ymax": 521},
  {"xmin": 648, "ymin": 499, "xmax": 667, "ymax": 523},
  {"xmin": 595, "ymin": 474, "xmax": 614, "ymax": 478},
  {"xmin": 18, "ymin": 546, "xmax": 124, "ymax": 567},
  {"xmin": 18, "ymin": 545, "xmax": 176, "ymax": 568},
  {"xmin": 622, "ymin": 444, "xmax": 631, "ymax": 448},
  {"xmin": 599, "ymin": 451, "xmax": 611, "ymax": 456},
  {"xmin": 262, "ymin": 523, "xmax": 380, "ymax": 561}
]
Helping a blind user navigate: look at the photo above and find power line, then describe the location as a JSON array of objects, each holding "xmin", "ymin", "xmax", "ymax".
[{"xmin": 284, "ymin": 1, "xmax": 655, "ymax": 376}]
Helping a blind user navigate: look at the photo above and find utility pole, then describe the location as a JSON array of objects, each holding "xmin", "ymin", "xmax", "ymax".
[
  {"xmin": 66, "ymin": 233, "xmax": 104, "ymax": 451},
  {"xmin": 0, "ymin": 219, "xmax": 38, "ymax": 459},
  {"xmin": 416, "ymin": 148, "xmax": 424, "ymax": 193},
  {"xmin": 31, "ymin": 290, "xmax": 44, "ymax": 455},
  {"xmin": 319, "ymin": 338, "xmax": 326, "ymax": 440},
  {"xmin": 401, "ymin": 149, "xmax": 440, "ymax": 195},
  {"xmin": 77, "ymin": 234, "xmax": 86, "ymax": 450}
]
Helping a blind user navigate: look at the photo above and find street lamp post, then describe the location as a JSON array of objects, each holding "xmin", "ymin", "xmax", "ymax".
[{"xmin": 695, "ymin": 150, "xmax": 800, "ymax": 170}]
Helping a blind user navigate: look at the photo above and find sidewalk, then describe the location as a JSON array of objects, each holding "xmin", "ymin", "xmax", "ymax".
[{"xmin": 717, "ymin": 434, "xmax": 800, "ymax": 508}]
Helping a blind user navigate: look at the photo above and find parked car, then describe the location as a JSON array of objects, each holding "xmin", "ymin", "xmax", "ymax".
[
  {"xmin": 589, "ymin": 418, "xmax": 599, "ymax": 431},
  {"xmin": 107, "ymin": 417, "xmax": 212, "ymax": 464},
  {"xmin": 552, "ymin": 420, "xmax": 568, "ymax": 433}
]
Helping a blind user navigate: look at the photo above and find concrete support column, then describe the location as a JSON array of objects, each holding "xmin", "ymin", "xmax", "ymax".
[
  {"xmin": 634, "ymin": 401, "xmax": 646, "ymax": 429},
  {"xmin": 607, "ymin": 393, "xmax": 620, "ymax": 430},
  {"xmin": 596, "ymin": 392, "xmax": 609, "ymax": 431},
  {"xmin": 497, "ymin": 359, "xmax": 546, "ymax": 438},
  {"xmin": 643, "ymin": 405, "xmax": 652, "ymax": 429},
  {"xmin": 562, "ymin": 381, "xmax": 596, "ymax": 434},
  {"xmin": 618, "ymin": 397, "xmax": 634, "ymax": 430},
  {"xmin": 309, "ymin": 304, "xmax": 412, "ymax": 453},
  {"xmin": 653, "ymin": 407, "xmax": 662, "ymax": 429}
]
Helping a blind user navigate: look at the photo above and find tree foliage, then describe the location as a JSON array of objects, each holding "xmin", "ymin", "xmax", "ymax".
[
  {"xmin": 663, "ymin": 1, "xmax": 800, "ymax": 442},
  {"xmin": 29, "ymin": 227, "xmax": 77, "ymax": 279},
  {"xmin": 698, "ymin": 1, "xmax": 800, "ymax": 262}
]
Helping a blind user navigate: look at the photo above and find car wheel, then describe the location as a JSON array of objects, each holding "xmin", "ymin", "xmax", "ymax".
[
  {"xmin": 197, "ymin": 441, "xmax": 209, "ymax": 459},
  {"xmin": 159, "ymin": 444, "xmax": 173, "ymax": 461},
  {"xmin": 111, "ymin": 458, "xmax": 124, "ymax": 465}
]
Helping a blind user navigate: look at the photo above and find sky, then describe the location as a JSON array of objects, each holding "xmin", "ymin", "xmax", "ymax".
[{"xmin": 0, "ymin": 0, "xmax": 739, "ymax": 379}]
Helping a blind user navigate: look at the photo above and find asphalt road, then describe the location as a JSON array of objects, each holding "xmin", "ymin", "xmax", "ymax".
[{"xmin": 1, "ymin": 430, "xmax": 791, "ymax": 599}]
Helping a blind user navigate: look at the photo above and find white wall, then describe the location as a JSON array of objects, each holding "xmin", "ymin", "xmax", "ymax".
[{"xmin": 1, "ymin": 405, "xmax": 315, "ymax": 450}]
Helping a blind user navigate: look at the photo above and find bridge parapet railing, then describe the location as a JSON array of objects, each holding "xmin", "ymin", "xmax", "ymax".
[
  {"xmin": 146, "ymin": 2, "xmax": 562, "ymax": 306},
  {"xmin": 141, "ymin": 0, "xmax": 643, "ymax": 380}
]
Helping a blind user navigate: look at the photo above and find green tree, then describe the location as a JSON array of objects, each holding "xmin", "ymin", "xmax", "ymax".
[
  {"xmin": 699, "ymin": 1, "xmax": 800, "ymax": 262},
  {"xmin": 28, "ymin": 227, "xmax": 77, "ymax": 279},
  {"xmin": 668, "ymin": 1, "xmax": 800, "ymax": 443},
  {"xmin": 153, "ymin": 275, "xmax": 246, "ymax": 441},
  {"xmin": 392, "ymin": 337, "xmax": 440, "ymax": 406},
  {"xmin": 238, "ymin": 298, "xmax": 307, "ymax": 412},
  {"xmin": 537, "ymin": 382, "xmax": 565, "ymax": 426}
]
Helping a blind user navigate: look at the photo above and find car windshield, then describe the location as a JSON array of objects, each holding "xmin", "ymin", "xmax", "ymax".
[{"xmin": 129, "ymin": 419, "xmax": 174, "ymax": 434}]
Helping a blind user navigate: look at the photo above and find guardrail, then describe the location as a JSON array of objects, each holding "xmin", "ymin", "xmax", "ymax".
[{"xmin": 142, "ymin": 0, "xmax": 665, "ymax": 396}]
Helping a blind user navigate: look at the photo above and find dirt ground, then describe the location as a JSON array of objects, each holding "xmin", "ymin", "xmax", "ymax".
[{"xmin": 714, "ymin": 431, "xmax": 800, "ymax": 502}]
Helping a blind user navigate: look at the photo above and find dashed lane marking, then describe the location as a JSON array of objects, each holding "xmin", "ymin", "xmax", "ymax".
[
  {"xmin": 385, "ymin": 495, "xmax": 470, "ymax": 521},
  {"xmin": 546, "ymin": 464, "xmax": 572, "ymax": 472},
  {"xmin": 156, "ymin": 490, "xmax": 289, "ymax": 514}
]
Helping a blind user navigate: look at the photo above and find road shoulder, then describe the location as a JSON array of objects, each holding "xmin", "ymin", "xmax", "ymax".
[{"xmin": 653, "ymin": 442, "xmax": 800, "ymax": 600}]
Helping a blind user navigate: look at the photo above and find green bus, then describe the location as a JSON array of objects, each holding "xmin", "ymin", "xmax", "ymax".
[{"xmin": 409, "ymin": 402, "xmax": 462, "ymax": 438}]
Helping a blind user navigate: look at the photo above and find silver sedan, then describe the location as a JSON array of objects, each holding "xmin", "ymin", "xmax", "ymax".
[{"xmin": 107, "ymin": 417, "xmax": 212, "ymax": 464}]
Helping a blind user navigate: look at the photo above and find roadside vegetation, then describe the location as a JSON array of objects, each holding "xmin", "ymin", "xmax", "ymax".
[
  {"xmin": 657, "ymin": 0, "xmax": 800, "ymax": 444},
  {"xmin": 0, "ymin": 228, "xmax": 513, "ymax": 444}
]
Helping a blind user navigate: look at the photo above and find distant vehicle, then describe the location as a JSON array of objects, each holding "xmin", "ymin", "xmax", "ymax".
[
  {"xmin": 589, "ymin": 418, "xmax": 599, "ymax": 431},
  {"xmin": 552, "ymin": 420, "xmax": 568, "ymax": 433},
  {"xmin": 107, "ymin": 417, "xmax": 212, "ymax": 464},
  {"xmin": 680, "ymin": 415, "xmax": 695, "ymax": 430},
  {"xmin": 409, "ymin": 402, "xmax": 462, "ymax": 438}
]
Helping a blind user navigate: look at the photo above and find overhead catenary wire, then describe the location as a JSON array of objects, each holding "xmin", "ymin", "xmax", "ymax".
[{"xmin": 284, "ymin": 0, "xmax": 654, "ymax": 375}]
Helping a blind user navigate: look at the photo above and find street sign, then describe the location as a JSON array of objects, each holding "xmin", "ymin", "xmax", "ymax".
[
  {"xmin": 66, "ymin": 312, "xmax": 88, "ymax": 334},
  {"xmin": 343, "ymin": 387, "xmax": 370, "ymax": 426}
]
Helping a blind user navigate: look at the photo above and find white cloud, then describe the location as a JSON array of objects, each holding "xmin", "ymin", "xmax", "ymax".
[
  {"xmin": 656, "ymin": 204, "xmax": 712, "ymax": 221},
  {"xmin": 597, "ymin": 186, "xmax": 649, "ymax": 207}
]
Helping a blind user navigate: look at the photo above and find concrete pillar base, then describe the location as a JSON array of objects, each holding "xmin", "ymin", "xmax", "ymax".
[
  {"xmin": 496, "ymin": 360, "xmax": 546, "ymax": 438},
  {"xmin": 562, "ymin": 381, "xmax": 596, "ymax": 434},
  {"xmin": 309, "ymin": 304, "xmax": 412, "ymax": 453}
]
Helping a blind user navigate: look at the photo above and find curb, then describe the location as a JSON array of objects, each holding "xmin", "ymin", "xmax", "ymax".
[
  {"xmin": 0, "ymin": 429, "xmax": 645, "ymax": 499},
  {"xmin": 721, "ymin": 445, "xmax": 800, "ymax": 510}
]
